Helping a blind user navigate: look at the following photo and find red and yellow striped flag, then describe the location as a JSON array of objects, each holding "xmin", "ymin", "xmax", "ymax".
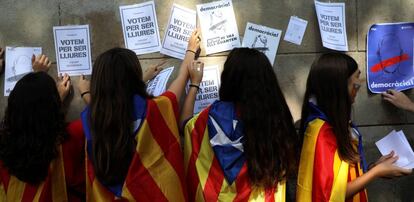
[
  {"xmin": 297, "ymin": 103, "xmax": 368, "ymax": 202},
  {"xmin": 184, "ymin": 102, "xmax": 286, "ymax": 202},
  {"xmin": 82, "ymin": 92, "xmax": 187, "ymax": 201},
  {"xmin": 0, "ymin": 146, "xmax": 68, "ymax": 202}
]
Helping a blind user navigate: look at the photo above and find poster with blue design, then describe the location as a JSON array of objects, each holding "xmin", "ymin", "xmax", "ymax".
[{"xmin": 367, "ymin": 22, "xmax": 414, "ymax": 93}]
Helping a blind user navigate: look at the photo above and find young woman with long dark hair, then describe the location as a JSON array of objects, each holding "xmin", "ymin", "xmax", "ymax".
[
  {"xmin": 77, "ymin": 30, "xmax": 203, "ymax": 201},
  {"xmin": 182, "ymin": 48, "xmax": 299, "ymax": 201},
  {"xmin": 0, "ymin": 55, "xmax": 85, "ymax": 201},
  {"xmin": 297, "ymin": 52, "xmax": 412, "ymax": 201}
]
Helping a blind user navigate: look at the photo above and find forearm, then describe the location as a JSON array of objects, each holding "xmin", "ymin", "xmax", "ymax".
[
  {"xmin": 167, "ymin": 51, "xmax": 195, "ymax": 100},
  {"xmin": 346, "ymin": 168, "xmax": 377, "ymax": 199},
  {"xmin": 180, "ymin": 86, "xmax": 198, "ymax": 127}
]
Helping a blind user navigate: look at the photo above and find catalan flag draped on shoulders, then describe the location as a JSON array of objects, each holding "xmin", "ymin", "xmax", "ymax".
[
  {"xmin": 81, "ymin": 91, "xmax": 187, "ymax": 201},
  {"xmin": 0, "ymin": 120, "xmax": 85, "ymax": 202},
  {"xmin": 184, "ymin": 100, "xmax": 286, "ymax": 202},
  {"xmin": 297, "ymin": 101, "xmax": 368, "ymax": 202}
]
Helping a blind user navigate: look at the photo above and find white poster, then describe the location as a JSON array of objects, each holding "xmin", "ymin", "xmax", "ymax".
[
  {"xmin": 197, "ymin": 0, "xmax": 240, "ymax": 55},
  {"xmin": 146, "ymin": 66, "xmax": 174, "ymax": 96},
  {"xmin": 314, "ymin": 0, "xmax": 348, "ymax": 51},
  {"xmin": 120, "ymin": 1, "xmax": 161, "ymax": 55},
  {"xmin": 160, "ymin": 4, "xmax": 196, "ymax": 60},
  {"xmin": 376, "ymin": 130, "xmax": 414, "ymax": 169},
  {"xmin": 242, "ymin": 22, "xmax": 282, "ymax": 65},
  {"xmin": 4, "ymin": 47, "xmax": 42, "ymax": 96},
  {"xmin": 53, "ymin": 25, "xmax": 92, "ymax": 76},
  {"xmin": 187, "ymin": 65, "xmax": 221, "ymax": 114},
  {"xmin": 284, "ymin": 16, "xmax": 308, "ymax": 45}
]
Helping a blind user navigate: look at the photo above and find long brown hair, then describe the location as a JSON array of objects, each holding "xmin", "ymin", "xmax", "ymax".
[
  {"xmin": 89, "ymin": 48, "xmax": 150, "ymax": 185},
  {"xmin": 300, "ymin": 52, "xmax": 359, "ymax": 163},
  {"xmin": 219, "ymin": 48, "xmax": 299, "ymax": 188}
]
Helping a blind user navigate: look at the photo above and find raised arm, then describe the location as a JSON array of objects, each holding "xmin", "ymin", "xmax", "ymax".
[{"xmin": 167, "ymin": 30, "xmax": 201, "ymax": 101}]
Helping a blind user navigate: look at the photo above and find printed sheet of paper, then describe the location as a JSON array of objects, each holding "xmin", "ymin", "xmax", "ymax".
[
  {"xmin": 146, "ymin": 66, "xmax": 174, "ymax": 96},
  {"xmin": 376, "ymin": 130, "xmax": 414, "ymax": 169},
  {"xmin": 314, "ymin": 0, "xmax": 348, "ymax": 51},
  {"xmin": 160, "ymin": 4, "xmax": 196, "ymax": 60},
  {"xmin": 4, "ymin": 47, "xmax": 42, "ymax": 96},
  {"xmin": 187, "ymin": 65, "xmax": 221, "ymax": 114},
  {"xmin": 242, "ymin": 22, "xmax": 282, "ymax": 65},
  {"xmin": 53, "ymin": 25, "xmax": 92, "ymax": 76},
  {"xmin": 284, "ymin": 16, "xmax": 308, "ymax": 45},
  {"xmin": 197, "ymin": 0, "xmax": 240, "ymax": 55},
  {"xmin": 120, "ymin": 1, "xmax": 161, "ymax": 55}
]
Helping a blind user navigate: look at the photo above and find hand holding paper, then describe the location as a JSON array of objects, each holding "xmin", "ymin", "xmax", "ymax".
[
  {"xmin": 143, "ymin": 60, "xmax": 166, "ymax": 82},
  {"xmin": 57, "ymin": 73, "xmax": 71, "ymax": 101},
  {"xmin": 376, "ymin": 130, "xmax": 414, "ymax": 169}
]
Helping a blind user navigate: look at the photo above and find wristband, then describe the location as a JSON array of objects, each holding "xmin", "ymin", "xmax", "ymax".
[
  {"xmin": 189, "ymin": 84, "xmax": 200, "ymax": 90},
  {"xmin": 186, "ymin": 50, "xmax": 196, "ymax": 54}
]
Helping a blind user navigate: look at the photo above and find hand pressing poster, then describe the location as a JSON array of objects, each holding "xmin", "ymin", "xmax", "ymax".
[
  {"xmin": 146, "ymin": 66, "xmax": 174, "ymax": 96},
  {"xmin": 187, "ymin": 65, "xmax": 221, "ymax": 114},
  {"xmin": 4, "ymin": 47, "xmax": 42, "ymax": 96},
  {"xmin": 197, "ymin": 0, "xmax": 240, "ymax": 55},
  {"xmin": 314, "ymin": 0, "xmax": 348, "ymax": 51},
  {"xmin": 160, "ymin": 4, "xmax": 196, "ymax": 60},
  {"xmin": 367, "ymin": 22, "xmax": 414, "ymax": 93},
  {"xmin": 53, "ymin": 25, "xmax": 92, "ymax": 76},
  {"xmin": 242, "ymin": 22, "xmax": 282, "ymax": 65},
  {"xmin": 120, "ymin": 1, "xmax": 161, "ymax": 55}
]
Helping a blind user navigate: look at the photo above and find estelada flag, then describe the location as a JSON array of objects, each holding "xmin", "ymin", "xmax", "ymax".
[
  {"xmin": 297, "ymin": 102, "xmax": 368, "ymax": 202},
  {"xmin": 81, "ymin": 92, "xmax": 187, "ymax": 201},
  {"xmin": 184, "ymin": 101, "xmax": 286, "ymax": 202}
]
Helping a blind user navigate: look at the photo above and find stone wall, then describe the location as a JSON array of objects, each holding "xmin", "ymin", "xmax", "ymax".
[{"xmin": 1, "ymin": 0, "xmax": 413, "ymax": 201}]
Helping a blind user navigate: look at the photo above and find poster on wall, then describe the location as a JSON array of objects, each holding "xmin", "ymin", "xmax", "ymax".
[
  {"xmin": 120, "ymin": 1, "xmax": 161, "ymax": 55},
  {"xmin": 284, "ymin": 16, "xmax": 308, "ymax": 45},
  {"xmin": 4, "ymin": 47, "xmax": 42, "ymax": 96},
  {"xmin": 160, "ymin": 4, "xmax": 196, "ymax": 60},
  {"xmin": 53, "ymin": 25, "xmax": 92, "ymax": 76},
  {"xmin": 187, "ymin": 65, "xmax": 221, "ymax": 114},
  {"xmin": 367, "ymin": 22, "xmax": 414, "ymax": 93},
  {"xmin": 146, "ymin": 66, "xmax": 174, "ymax": 96},
  {"xmin": 242, "ymin": 22, "xmax": 282, "ymax": 65},
  {"xmin": 196, "ymin": 0, "xmax": 240, "ymax": 55},
  {"xmin": 314, "ymin": 0, "xmax": 348, "ymax": 51}
]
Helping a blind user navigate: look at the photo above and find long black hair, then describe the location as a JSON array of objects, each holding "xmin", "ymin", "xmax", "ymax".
[
  {"xmin": 219, "ymin": 48, "xmax": 299, "ymax": 188},
  {"xmin": 0, "ymin": 72, "xmax": 66, "ymax": 184},
  {"xmin": 89, "ymin": 47, "xmax": 151, "ymax": 185},
  {"xmin": 300, "ymin": 52, "xmax": 359, "ymax": 163}
]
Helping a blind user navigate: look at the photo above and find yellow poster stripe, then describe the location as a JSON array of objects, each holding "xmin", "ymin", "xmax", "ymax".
[
  {"xmin": 136, "ymin": 120, "xmax": 185, "ymax": 202},
  {"xmin": 275, "ymin": 180, "xmax": 286, "ymax": 202},
  {"xmin": 329, "ymin": 151, "xmax": 349, "ymax": 202},
  {"xmin": 51, "ymin": 146, "xmax": 68, "ymax": 201},
  {"xmin": 297, "ymin": 119, "xmax": 325, "ymax": 202},
  {"xmin": 6, "ymin": 176, "xmax": 25, "ymax": 202},
  {"xmin": 217, "ymin": 179, "xmax": 237, "ymax": 201},
  {"xmin": 183, "ymin": 114, "xmax": 199, "ymax": 173}
]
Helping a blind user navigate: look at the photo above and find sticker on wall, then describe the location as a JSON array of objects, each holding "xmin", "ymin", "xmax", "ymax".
[
  {"xmin": 196, "ymin": 0, "xmax": 240, "ymax": 55},
  {"xmin": 367, "ymin": 22, "xmax": 414, "ymax": 93},
  {"xmin": 53, "ymin": 25, "xmax": 92, "ymax": 76},
  {"xmin": 186, "ymin": 65, "xmax": 221, "ymax": 114},
  {"xmin": 284, "ymin": 16, "xmax": 308, "ymax": 45},
  {"xmin": 147, "ymin": 66, "xmax": 174, "ymax": 96},
  {"xmin": 4, "ymin": 47, "xmax": 42, "ymax": 96},
  {"xmin": 242, "ymin": 22, "xmax": 282, "ymax": 65},
  {"xmin": 314, "ymin": 0, "xmax": 348, "ymax": 51},
  {"xmin": 160, "ymin": 4, "xmax": 196, "ymax": 60},
  {"xmin": 120, "ymin": 1, "xmax": 161, "ymax": 55}
]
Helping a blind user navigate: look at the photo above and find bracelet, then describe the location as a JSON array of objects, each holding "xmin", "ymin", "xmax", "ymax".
[
  {"xmin": 81, "ymin": 91, "xmax": 90, "ymax": 98},
  {"xmin": 186, "ymin": 50, "xmax": 196, "ymax": 54},
  {"xmin": 189, "ymin": 84, "xmax": 200, "ymax": 90}
]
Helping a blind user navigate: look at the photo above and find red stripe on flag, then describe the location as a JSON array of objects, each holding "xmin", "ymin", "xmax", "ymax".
[
  {"xmin": 160, "ymin": 91, "xmax": 180, "ymax": 121},
  {"xmin": 356, "ymin": 165, "xmax": 368, "ymax": 202},
  {"xmin": 38, "ymin": 176, "xmax": 52, "ymax": 202},
  {"xmin": 265, "ymin": 187, "xmax": 276, "ymax": 202},
  {"xmin": 21, "ymin": 183, "xmax": 38, "ymax": 201},
  {"xmin": 146, "ymin": 99, "xmax": 187, "ymax": 200},
  {"xmin": 125, "ymin": 154, "xmax": 168, "ymax": 201},
  {"xmin": 203, "ymin": 157, "xmax": 224, "ymax": 202},
  {"xmin": 312, "ymin": 122, "xmax": 337, "ymax": 201},
  {"xmin": 370, "ymin": 53, "xmax": 409, "ymax": 72},
  {"xmin": 233, "ymin": 164, "xmax": 251, "ymax": 202},
  {"xmin": 187, "ymin": 108, "xmax": 210, "ymax": 201},
  {"xmin": 0, "ymin": 165, "xmax": 10, "ymax": 192}
]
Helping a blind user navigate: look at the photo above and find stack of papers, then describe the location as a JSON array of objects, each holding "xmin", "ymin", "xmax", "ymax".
[{"xmin": 375, "ymin": 130, "xmax": 414, "ymax": 169}]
